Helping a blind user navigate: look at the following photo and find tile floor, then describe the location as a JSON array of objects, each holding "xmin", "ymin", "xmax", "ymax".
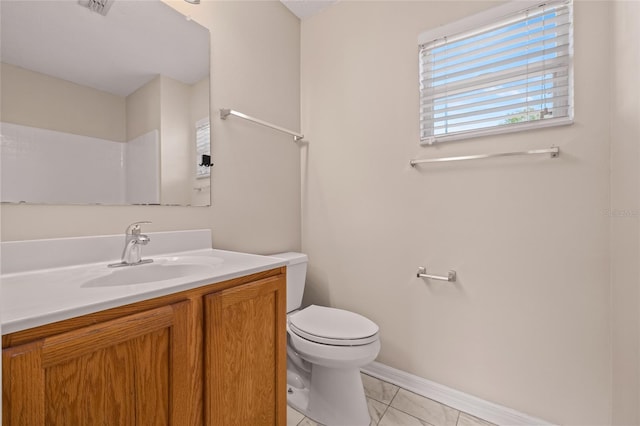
[{"xmin": 287, "ymin": 373, "xmax": 497, "ymax": 426}]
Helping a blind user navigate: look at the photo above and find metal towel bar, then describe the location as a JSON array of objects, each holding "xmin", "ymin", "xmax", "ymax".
[
  {"xmin": 220, "ymin": 108, "xmax": 304, "ymax": 142},
  {"xmin": 417, "ymin": 267, "xmax": 457, "ymax": 282},
  {"xmin": 410, "ymin": 146, "xmax": 559, "ymax": 167}
]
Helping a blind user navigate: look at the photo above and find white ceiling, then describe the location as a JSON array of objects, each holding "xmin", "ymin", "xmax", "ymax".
[
  {"xmin": 280, "ymin": 0, "xmax": 338, "ymax": 19},
  {"xmin": 0, "ymin": 1, "xmax": 209, "ymax": 97},
  {"xmin": 0, "ymin": 0, "xmax": 334, "ymax": 99}
]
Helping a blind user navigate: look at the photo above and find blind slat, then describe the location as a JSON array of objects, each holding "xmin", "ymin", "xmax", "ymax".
[
  {"xmin": 423, "ymin": 98, "xmax": 563, "ymax": 124},
  {"xmin": 420, "ymin": 56, "xmax": 570, "ymax": 97},
  {"xmin": 423, "ymin": 17, "xmax": 570, "ymax": 65},
  {"xmin": 425, "ymin": 103, "xmax": 569, "ymax": 129},
  {"xmin": 426, "ymin": 32, "xmax": 571, "ymax": 76},
  {"xmin": 428, "ymin": 45, "xmax": 569, "ymax": 85},
  {"xmin": 428, "ymin": 107, "xmax": 568, "ymax": 133},
  {"xmin": 422, "ymin": 76, "xmax": 570, "ymax": 106},
  {"xmin": 423, "ymin": 1, "xmax": 570, "ymax": 49},
  {"xmin": 429, "ymin": 85, "xmax": 569, "ymax": 118}
]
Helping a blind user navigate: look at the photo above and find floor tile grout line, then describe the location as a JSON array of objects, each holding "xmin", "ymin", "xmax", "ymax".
[
  {"xmin": 387, "ymin": 385, "xmax": 400, "ymax": 405},
  {"xmin": 393, "ymin": 386, "xmax": 464, "ymax": 420},
  {"xmin": 362, "ymin": 372, "xmax": 401, "ymax": 407},
  {"xmin": 375, "ymin": 401, "xmax": 392, "ymax": 426},
  {"xmin": 366, "ymin": 393, "xmax": 396, "ymax": 407},
  {"xmin": 395, "ymin": 405, "xmax": 442, "ymax": 426}
]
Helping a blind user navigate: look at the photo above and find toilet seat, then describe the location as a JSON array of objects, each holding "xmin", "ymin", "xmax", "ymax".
[{"xmin": 289, "ymin": 305, "xmax": 379, "ymax": 346}]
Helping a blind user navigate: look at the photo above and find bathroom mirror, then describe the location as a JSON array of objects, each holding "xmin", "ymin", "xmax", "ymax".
[{"xmin": 0, "ymin": 0, "xmax": 211, "ymax": 206}]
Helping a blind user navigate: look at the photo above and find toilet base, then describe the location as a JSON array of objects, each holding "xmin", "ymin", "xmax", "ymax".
[
  {"xmin": 287, "ymin": 385, "xmax": 310, "ymax": 414},
  {"xmin": 287, "ymin": 365, "xmax": 370, "ymax": 426}
]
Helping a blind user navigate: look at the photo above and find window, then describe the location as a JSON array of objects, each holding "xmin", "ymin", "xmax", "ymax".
[
  {"xmin": 195, "ymin": 118, "xmax": 211, "ymax": 178},
  {"xmin": 419, "ymin": 0, "xmax": 573, "ymax": 144}
]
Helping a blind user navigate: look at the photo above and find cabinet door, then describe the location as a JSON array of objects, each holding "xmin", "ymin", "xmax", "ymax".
[
  {"xmin": 2, "ymin": 301, "xmax": 199, "ymax": 426},
  {"xmin": 205, "ymin": 275, "xmax": 286, "ymax": 426}
]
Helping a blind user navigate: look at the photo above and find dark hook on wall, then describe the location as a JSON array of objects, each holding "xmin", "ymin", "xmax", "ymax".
[{"xmin": 199, "ymin": 155, "xmax": 213, "ymax": 167}]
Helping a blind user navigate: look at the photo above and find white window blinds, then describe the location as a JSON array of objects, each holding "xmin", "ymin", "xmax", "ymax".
[
  {"xmin": 195, "ymin": 118, "xmax": 210, "ymax": 178},
  {"xmin": 419, "ymin": 0, "xmax": 573, "ymax": 144}
]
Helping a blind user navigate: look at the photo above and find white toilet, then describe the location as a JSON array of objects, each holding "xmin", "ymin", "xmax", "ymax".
[{"xmin": 272, "ymin": 252, "xmax": 380, "ymax": 426}]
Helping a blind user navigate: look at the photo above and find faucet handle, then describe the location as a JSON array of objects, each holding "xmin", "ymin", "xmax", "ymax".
[{"xmin": 126, "ymin": 221, "xmax": 152, "ymax": 235}]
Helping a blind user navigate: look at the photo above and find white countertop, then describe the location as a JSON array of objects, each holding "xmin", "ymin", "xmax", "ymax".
[{"xmin": 1, "ymin": 248, "xmax": 287, "ymax": 335}]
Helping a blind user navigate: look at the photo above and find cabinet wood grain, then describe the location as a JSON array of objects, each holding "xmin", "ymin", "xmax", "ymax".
[
  {"xmin": 205, "ymin": 275, "xmax": 287, "ymax": 426},
  {"xmin": 3, "ymin": 301, "xmax": 196, "ymax": 426}
]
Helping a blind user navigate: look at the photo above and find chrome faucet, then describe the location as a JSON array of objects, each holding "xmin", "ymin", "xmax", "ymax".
[{"xmin": 108, "ymin": 221, "xmax": 153, "ymax": 267}]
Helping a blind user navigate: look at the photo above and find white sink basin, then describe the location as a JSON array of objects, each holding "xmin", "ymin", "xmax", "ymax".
[{"xmin": 82, "ymin": 256, "xmax": 224, "ymax": 288}]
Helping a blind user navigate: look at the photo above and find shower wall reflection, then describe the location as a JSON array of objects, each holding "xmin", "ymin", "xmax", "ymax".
[{"xmin": 0, "ymin": 0, "xmax": 211, "ymax": 206}]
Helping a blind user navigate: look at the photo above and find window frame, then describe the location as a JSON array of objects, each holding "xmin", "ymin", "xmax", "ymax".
[{"xmin": 418, "ymin": 0, "xmax": 574, "ymax": 145}]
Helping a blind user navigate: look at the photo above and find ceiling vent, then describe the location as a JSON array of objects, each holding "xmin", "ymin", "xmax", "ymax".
[{"xmin": 78, "ymin": 0, "xmax": 114, "ymax": 16}]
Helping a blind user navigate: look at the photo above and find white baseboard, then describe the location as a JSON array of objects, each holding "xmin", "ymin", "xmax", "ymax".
[{"xmin": 361, "ymin": 361, "xmax": 554, "ymax": 426}]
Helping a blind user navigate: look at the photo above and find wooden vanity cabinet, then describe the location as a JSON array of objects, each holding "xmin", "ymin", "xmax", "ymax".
[
  {"xmin": 2, "ymin": 301, "xmax": 197, "ymax": 426},
  {"xmin": 2, "ymin": 268, "xmax": 287, "ymax": 426},
  {"xmin": 205, "ymin": 275, "xmax": 287, "ymax": 426}
]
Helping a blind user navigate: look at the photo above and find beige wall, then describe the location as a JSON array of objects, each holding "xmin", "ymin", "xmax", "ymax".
[
  {"xmin": 126, "ymin": 75, "xmax": 161, "ymax": 142},
  {"xmin": 160, "ymin": 75, "xmax": 192, "ymax": 205},
  {"xmin": 0, "ymin": 1, "xmax": 301, "ymax": 257},
  {"xmin": 190, "ymin": 78, "xmax": 210, "ymax": 128},
  {"xmin": 610, "ymin": 1, "xmax": 640, "ymax": 424},
  {"xmin": 166, "ymin": 0, "xmax": 302, "ymax": 254},
  {"xmin": 0, "ymin": 62, "xmax": 126, "ymax": 142},
  {"xmin": 126, "ymin": 74, "xmax": 211, "ymax": 206},
  {"xmin": 301, "ymin": 1, "xmax": 611, "ymax": 424}
]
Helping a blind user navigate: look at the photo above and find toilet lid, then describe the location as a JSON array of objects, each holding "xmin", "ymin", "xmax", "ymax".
[{"xmin": 289, "ymin": 305, "xmax": 379, "ymax": 346}]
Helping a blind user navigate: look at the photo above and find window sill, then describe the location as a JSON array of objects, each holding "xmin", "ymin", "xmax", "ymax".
[{"xmin": 420, "ymin": 117, "xmax": 574, "ymax": 146}]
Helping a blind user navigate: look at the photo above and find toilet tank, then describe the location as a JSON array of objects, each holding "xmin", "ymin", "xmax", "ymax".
[{"xmin": 270, "ymin": 252, "xmax": 308, "ymax": 313}]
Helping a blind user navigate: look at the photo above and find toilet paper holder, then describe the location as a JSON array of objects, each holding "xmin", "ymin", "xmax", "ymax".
[{"xmin": 417, "ymin": 267, "xmax": 457, "ymax": 282}]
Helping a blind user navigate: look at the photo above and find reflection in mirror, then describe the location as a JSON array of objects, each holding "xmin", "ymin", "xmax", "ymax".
[{"xmin": 0, "ymin": 0, "xmax": 211, "ymax": 206}]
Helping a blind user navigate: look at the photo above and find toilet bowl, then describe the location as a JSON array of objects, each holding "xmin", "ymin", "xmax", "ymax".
[{"xmin": 271, "ymin": 252, "xmax": 381, "ymax": 426}]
